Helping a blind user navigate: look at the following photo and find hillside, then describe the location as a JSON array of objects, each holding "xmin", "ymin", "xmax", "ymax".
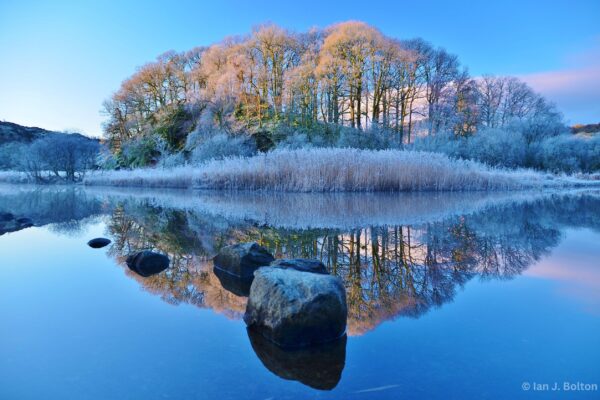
[
  {"xmin": 572, "ymin": 123, "xmax": 600, "ymax": 135},
  {"xmin": 0, "ymin": 121, "xmax": 101, "ymax": 175},
  {"xmin": 0, "ymin": 121, "xmax": 60, "ymax": 145}
]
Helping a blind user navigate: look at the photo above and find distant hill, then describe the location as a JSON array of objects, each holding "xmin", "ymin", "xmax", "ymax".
[
  {"xmin": 0, "ymin": 121, "xmax": 101, "ymax": 172},
  {"xmin": 0, "ymin": 121, "xmax": 59, "ymax": 145},
  {"xmin": 572, "ymin": 123, "xmax": 600, "ymax": 135},
  {"xmin": 0, "ymin": 121, "xmax": 100, "ymax": 146}
]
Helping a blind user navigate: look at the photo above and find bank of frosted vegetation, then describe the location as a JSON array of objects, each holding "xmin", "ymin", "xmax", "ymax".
[
  {"xmin": 85, "ymin": 20, "xmax": 598, "ymax": 186},
  {"xmin": 1, "ymin": 21, "xmax": 598, "ymax": 186},
  {"xmin": 84, "ymin": 148, "xmax": 596, "ymax": 192}
]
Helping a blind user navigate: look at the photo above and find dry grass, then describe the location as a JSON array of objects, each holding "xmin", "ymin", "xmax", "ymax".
[{"xmin": 83, "ymin": 148, "xmax": 599, "ymax": 192}]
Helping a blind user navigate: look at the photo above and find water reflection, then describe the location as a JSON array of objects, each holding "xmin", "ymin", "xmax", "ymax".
[
  {"xmin": 0, "ymin": 186, "xmax": 104, "ymax": 235},
  {"xmin": 248, "ymin": 329, "xmax": 347, "ymax": 390},
  {"xmin": 98, "ymin": 190, "xmax": 600, "ymax": 336},
  {"xmin": 1, "ymin": 186, "xmax": 600, "ymax": 392},
  {"xmin": 3, "ymin": 186, "xmax": 599, "ymax": 332},
  {"xmin": 213, "ymin": 266, "xmax": 253, "ymax": 297}
]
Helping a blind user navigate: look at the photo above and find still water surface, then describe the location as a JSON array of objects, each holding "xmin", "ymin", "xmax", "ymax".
[{"xmin": 0, "ymin": 186, "xmax": 599, "ymax": 399}]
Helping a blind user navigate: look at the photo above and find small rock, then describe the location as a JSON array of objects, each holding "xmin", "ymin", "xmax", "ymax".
[
  {"xmin": 87, "ymin": 237, "xmax": 111, "ymax": 249},
  {"xmin": 271, "ymin": 258, "xmax": 328, "ymax": 274},
  {"xmin": 0, "ymin": 212, "xmax": 14, "ymax": 222},
  {"xmin": 16, "ymin": 217, "xmax": 33, "ymax": 227},
  {"xmin": 244, "ymin": 267, "xmax": 347, "ymax": 347},
  {"xmin": 126, "ymin": 250, "xmax": 170, "ymax": 277},
  {"xmin": 213, "ymin": 242, "xmax": 275, "ymax": 279}
]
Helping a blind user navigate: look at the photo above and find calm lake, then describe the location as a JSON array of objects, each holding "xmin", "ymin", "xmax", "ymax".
[{"xmin": 0, "ymin": 186, "xmax": 599, "ymax": 399}]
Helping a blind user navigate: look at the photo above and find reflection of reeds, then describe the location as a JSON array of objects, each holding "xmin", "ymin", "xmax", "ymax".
[
  {"xmin": 83, "ymin": 149, "xmax": 599, "ymax": 191},
  {"xmin": 0, "ymin": 171, "xmax": 30, "ymax": 184},
  {"xmin": 84, "ymin": 186, "xmax": 599, "ymax": 230}
]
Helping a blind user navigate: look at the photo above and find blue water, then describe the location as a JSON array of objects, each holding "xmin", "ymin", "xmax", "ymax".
[{"xmin": 0, "ymin": 187, "xmax": 598, "ymax": 399}]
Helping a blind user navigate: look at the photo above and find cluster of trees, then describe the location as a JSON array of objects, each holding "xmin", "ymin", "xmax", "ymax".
[
  {"xmin": 102, "ymin": 21, "xmax": 596, "ymax": 173},
  {"xmin": 0, "ymin": 133, "xmax": 100, "ymax": 182},
  {"xmin": 104, "ymin": 22, "xmax": 558, "ymax": 145}
]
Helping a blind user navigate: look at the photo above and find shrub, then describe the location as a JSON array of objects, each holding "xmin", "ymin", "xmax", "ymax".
[
  {"xmin": 465, "ymin": 128, "xmax": 528, "ymax": 168},
  {"xmin": 0, "ymin": 142, "xmax": 26, "ymax": 170},
  {"xmin": 120, "ymin": 135, "xmax": 167, "ymax": 168},
  {"xmin": 152, "ymin": 105, "xmax": 195, "ymax": 150},
  {"xmin": 97, "ymin": 146, "xmax": 120, "ymax": 170},
  {"xmin": 539, "ymin": 135, "xmax": 600, "ymax": 173},
  {"xmin": 189, "ymin": 133, "xmax": 256, "ymax": 164},
  {"xmin": 411, "ymin": 124, "xmax": 599, "ymax": 173},
  {"xmin": 276, "ymin": 133, "xmax": 312, "ymax": 149},
  {"xmin": 158, "ymin": 151, "xmax": 186, "ymax": 168}
]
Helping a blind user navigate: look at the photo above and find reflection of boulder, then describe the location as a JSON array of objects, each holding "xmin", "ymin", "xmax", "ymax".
[
  {"xmin": 87, "ymin": 237, "xmax": 111, "ymax": 249},
  {"xmin": 213, "ymin": 242, "xmax": 274, "ymax": 279},
  {"xmin": 248, "ymin": 329, "xmax": 346, "ymax": 390},
  {"xmin": 213, "ymin": 265, "xmax": 252, "ymax": 297},
  {"xmin": 0, "ymin": 212, "xmax": 14, "ymax": 222},
  {"xmin": 16, "ymin": 217, "xmax": 33, "ymax": 226},
  {"xmin": 271, "ymin": 258, "xmax": 328, "ymax": 274},
  {"xmin": 126, "ymin": 251, "xmax": 170, "ymax": 277},
  {"xmin": 244, "ymin": 267, "xmax": 347, "ymax": 347},
  {"xmin": 0, "ymin": 213, "xmax": 34, "ymax": 235}
]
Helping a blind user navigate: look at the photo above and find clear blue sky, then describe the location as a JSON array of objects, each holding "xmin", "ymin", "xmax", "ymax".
[{"xmin": 1, "ymin": 0, "xmax": 599, "ymax": 136}]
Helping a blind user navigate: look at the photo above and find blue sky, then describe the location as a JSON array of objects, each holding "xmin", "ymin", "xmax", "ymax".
[{"xmin": 1, "ymin": 0, "xmax": 599, "ymax": 136}]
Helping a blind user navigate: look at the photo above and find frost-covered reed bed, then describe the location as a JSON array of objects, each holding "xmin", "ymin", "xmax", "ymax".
[
  {"xmin": 0, "ymin": 171, "xmax": 31, "ymax": 184},
  {"xmin": 86, "ymin": 166, "xmax": 194, "ymax": 188},
  {"xmin": 84, "ymin": 148, "xmax": 598, "ymax": 192}
]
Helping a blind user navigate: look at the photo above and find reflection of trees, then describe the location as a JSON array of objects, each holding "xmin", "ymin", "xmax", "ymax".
[
  {"xmin": 0, "ymin": 187, "xmax": 104, "ymax": 235},
  {"xmin": 100, "ymin": 193, "xmax": 600, "ymax": 335},
  {"xmin": 2, "ymin": 187, "xmax": 596, "ymax": 333},
  {"xmin": 106, "ymin": 202, "xmax": 247, "ymax": 319},
  {"xmin": 243, "ymin": 220, "xmax": 560, "ymax": 334}
]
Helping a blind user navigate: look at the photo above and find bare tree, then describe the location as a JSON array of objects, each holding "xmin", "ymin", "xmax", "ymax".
[{"xmin": 21, "ymin": 133, "xmax": 100, "ymax": 182}]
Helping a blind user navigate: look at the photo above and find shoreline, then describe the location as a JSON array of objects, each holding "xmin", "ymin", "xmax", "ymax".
[{"xmin": 2, "ymin": 148, "xmax": 600, "ymax": 192}]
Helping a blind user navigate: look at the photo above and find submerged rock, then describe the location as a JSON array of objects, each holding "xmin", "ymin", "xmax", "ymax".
[
  {"xmin": 16, "ymin": 217, "xmax": 33, "ymax": 226},
  {"xmin": 244, "ymin": 267, "xmax": 347, "ymax": 347},
  {"xmin": 248, "ymin": 328, "xmax": 346, "ymax": 390},
  {"xmin": 0, "ymin": 212, "xmax": 14, "ymax": 222},
  {"xmin": 126, "ymin": 250, "xmax": 170, "ymax": 277},
  {"xmin": 87, "ymin": 237, "xmax": 111, "ymax": 249},
  {"xmin": 213, "ymin": 242, "xmax": 274, "ymax": 279},
  {"xmin": 213, "ymin": 266, "xmax": 253, "ymax": 297},
  {"xmin": 0, "ymin": 213, "xmax": 34, "ymax": 234},
  {"xmin": 271, "ymin": 258, "xmax": 328, "ymax": 274}
]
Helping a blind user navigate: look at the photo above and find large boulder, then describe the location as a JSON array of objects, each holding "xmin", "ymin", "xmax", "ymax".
[
  {"xmin": 213, "ymin": 242, "xmax": 274, "ymax": 279},
  {"xmin": 244, "ymin": 267, "xmax": 347, "ymax": 347},
  {"xmin": 126, "ymin": 250, "xmax": 170, "ymax": 277},
  {"xmin": 87, "ymin": 237, "xmax": 111, "ymax": 249},
  {"xmin": 271, "ymin": 258, "xmax": 328, "ymax": 274},
  {"xmin": 248, "ymin": 328, "xmax": 346, "ymax": 390}
]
